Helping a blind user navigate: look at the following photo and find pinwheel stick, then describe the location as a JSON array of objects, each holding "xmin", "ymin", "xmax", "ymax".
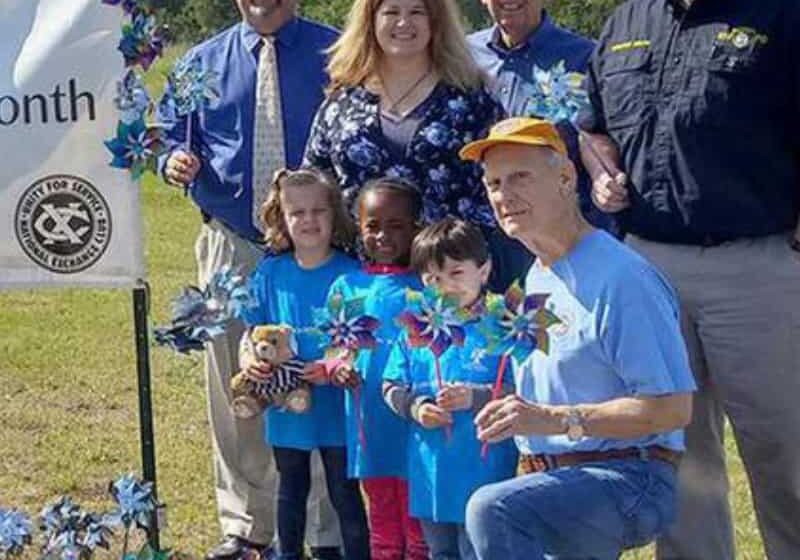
[
  {"xmin": 352, "ymin": 385, "xmax": 367, "ymax": 449},
  {"xmin": 433, "ymin": 357, "xmax": 453, "ymax": 441},
  {"xmin": 577, "ymin": 128, "xmax": 615, "ymax": 179},
  {"xmin": 185, "ymin": 114, "xmax": 193, "ymax": 152},
  {"xmin": 481, "ymin": 351, "xmax": 511, "ymax": 459}
]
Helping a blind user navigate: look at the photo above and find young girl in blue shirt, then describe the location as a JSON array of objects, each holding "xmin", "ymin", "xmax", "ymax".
[
  {"xmin": 326, "ymin": 178, "xmax": 428, "ymax": 560},
  {"xmin": 382, "ymin": 218, "xmax": 518, "ymax": 560},
  {"xmin": 241, "ymin": 168, "xmax": 369, "ymax": 560}
]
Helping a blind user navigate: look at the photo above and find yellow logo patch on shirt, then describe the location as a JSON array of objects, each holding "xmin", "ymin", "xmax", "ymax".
[
  {"xmin": 716, "ymin": 27, "xmax": 768, "ymax": 49},
  {"xmin": 610, "ymin": 39, "xmax": 651, "ymax": 53}
]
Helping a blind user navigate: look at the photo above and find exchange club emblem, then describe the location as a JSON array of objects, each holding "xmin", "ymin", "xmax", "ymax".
[{"xmin": 14, "ymin": 175, "xmax": 112, "ymax": 274}]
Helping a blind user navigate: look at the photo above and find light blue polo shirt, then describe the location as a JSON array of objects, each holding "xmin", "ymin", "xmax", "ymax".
[{"xmin": 514, "ymin": 230, "xmax": 695, "ymax": 455}]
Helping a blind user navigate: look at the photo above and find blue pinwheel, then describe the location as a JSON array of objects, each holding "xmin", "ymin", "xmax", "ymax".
[
  {"xmin": 105, "ymin": 118, "xmax": 166, "ymax": 180},
  {"xmin": 0, "ymin": 508, "xmax": 32, "ymax": 558},
  {"xmin": 524, "ymin": 61, "xmax": 589, "ymax": 125},
  {"xmin": 162, "ymin": 55, "xmax": 220, "ymax": 153},
  {"xmin": 118, "ymin": 12, "xmax": 165, "ymax": 71},
  {"xmin": 114, "ymin": 70, "xmax": 151, "ymax": 125},
  {"xmin": 313, "ymin": 294, "xmax": 381, "ymax": 448},
  {"xmin": 154, "ymin": 266, "xmax": 254, "ymax": 354},
  {"xmin": 108, "ymin": 474, "xmax": 156, "ymax": 531},
  {"xmin": 39, "ymin": 497, "xmax": 114, "ymax": 560},
  {"xmin": 523, "ymin": 59, "xmax": 616, "ymax": 177}
]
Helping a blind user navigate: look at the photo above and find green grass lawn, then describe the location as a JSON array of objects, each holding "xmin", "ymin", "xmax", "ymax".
[{"xmin": 0, "ymin": 46, "xmax": 766, "ymax": 560}]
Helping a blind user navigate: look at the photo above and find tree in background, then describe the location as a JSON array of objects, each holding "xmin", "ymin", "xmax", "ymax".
[{"xmin": 157, "ymin": 0, "xmax": 620, "ymax": 48}]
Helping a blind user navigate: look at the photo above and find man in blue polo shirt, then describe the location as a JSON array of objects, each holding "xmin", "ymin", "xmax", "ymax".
[
  {"xmin": 157, "ymin": 2, "xmax": 341, "ymax": 559},
  {"xmin": 468, "ymin": 1, "xmax": 617, "ymax": 289},
  {"xmin": 579, "ymin": 1, "xmax": 800, "ymax": 557},
  {"xmin": 460, "ymin": 118, "xmax": 695, "ymax": 560}
]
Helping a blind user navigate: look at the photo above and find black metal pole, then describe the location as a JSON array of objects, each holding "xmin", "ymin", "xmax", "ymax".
[{"xmin": 133, "ymin": 282, "xmax": 160, "ymax": 551}]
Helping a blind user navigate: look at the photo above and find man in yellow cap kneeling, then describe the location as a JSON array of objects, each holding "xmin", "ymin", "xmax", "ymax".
[{"xmin": 461, "ymin": 118, "xmax": 697, "ymax": 560}]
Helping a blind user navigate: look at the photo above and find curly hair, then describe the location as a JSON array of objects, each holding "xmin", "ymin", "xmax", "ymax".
[{"xmin": 259, "ymin": 167, "xmax": 357, "ymax": 253}]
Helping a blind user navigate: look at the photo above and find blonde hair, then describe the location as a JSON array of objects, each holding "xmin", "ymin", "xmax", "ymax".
[
  {"xmin": 326, "ymin": 0, "xmax": 484, "ymax": 93},
  {"xmin": 259, "ymin": 167, "xmax": 357, "ymax": 253}
]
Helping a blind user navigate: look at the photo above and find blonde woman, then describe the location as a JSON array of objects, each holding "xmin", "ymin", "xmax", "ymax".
[{"xmin": 304, "ymin": 0, "xmax": 524, "ymax": 292}]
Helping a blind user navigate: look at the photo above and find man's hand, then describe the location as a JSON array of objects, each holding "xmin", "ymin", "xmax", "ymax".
[
  {"xmin": 301, "ymin": 362, "xmax": 329, "ymax": 385},
  {"xmin": 475, "ymin": 395, "xmax": 562, "ymax": 443},
  {"xmin": 164, "ymin": 150, "xmax": 201, "ymax": 187},
  {"xmin": 436, "ymin": 383, "xmax": 473, "ymax": 412},
  {"xmin": 416, "ymin": 403, "xmax": 453, "ymax": 429},
  {"xmin": 580, "ymin": 132, "xmax": 630, "ymax": 213}
]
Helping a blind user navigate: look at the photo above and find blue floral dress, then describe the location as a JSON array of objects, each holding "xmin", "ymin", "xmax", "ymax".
[{"xmin": 303, "ymin": 83, "xmax": 505, "ymax": 228}]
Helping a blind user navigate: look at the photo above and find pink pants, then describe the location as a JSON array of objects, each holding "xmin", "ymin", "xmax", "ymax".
[{"xmin": 362, "ymin": 477, "xmax": 428, "ymax": 560}]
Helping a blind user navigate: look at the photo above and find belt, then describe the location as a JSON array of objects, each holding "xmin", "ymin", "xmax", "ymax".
[{"xmin": 519, "ymin": 445, "xmax": 682, "ymax": 475}]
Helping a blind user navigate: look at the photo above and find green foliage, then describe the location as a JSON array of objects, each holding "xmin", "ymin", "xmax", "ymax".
[{"xmin": 155, "ymin": 0, "xmax": 622, "ymax": 44}]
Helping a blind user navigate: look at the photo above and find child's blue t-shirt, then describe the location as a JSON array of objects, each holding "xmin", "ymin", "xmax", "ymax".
[
  {"xmin": 328, "ymin": 268, "xmax": 422, "ymax": 479},
  {"xmin": 244, "ymin": 251, "xmax": 359, "ymax": 450},
  {"xmin": 383, "ymin": 320, "xmax": 518, "ymax": 523}
]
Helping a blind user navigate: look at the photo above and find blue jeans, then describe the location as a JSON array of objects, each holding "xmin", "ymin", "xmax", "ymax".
[
  {"xmin": 465, "ymin": 459, "xmax": 677, "ymax": 560},
  {"xmin": 273, "ymin": 447, "xmax": 369, "ymax": 560},
  {"xmin": 420, "ymin": 520, "xmax": 476, "ymax": 560}
]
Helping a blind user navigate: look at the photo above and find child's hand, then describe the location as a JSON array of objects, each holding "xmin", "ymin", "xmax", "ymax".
[
  {"xmin": 245, "ymin": 360, "xmax": 274, "ymax": 381},
  {"xmin": 436, "ymin": 383, "xmax": 473, "ymax": 412},
  {"xmin": 301, "ymin": 362, "xmax": 329, "ymax": 385},
  {"xmin": 416, "ymin": 403, "xmax": 453, "ymax": 429},
  {"xmin": 331, "ymin": 364, "xmax": 362, "ymax": 389}
]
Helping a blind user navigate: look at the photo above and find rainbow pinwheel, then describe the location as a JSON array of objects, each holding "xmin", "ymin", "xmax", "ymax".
[
  {"xmin": 481, "ymin": 281, "xmax": 561, "ymax": 362},
  {"xmin": 397, "ymin": 287, "xmax": 471, "ymax": 362},
  {"xmin": 313, "ymin": 294, "xmax": 381, "ymax": 448},
  {"xmin": 398, "ymin": 288, "xmax": 473, "ymax": 438},
  {"xmin": 0, "ymin": 508, "xmax": 32, "ymax": 558},
  {"xmin": 104, "ymin": 118, "xmax": 165, "ymax": 180},
  {"xmin": 313, "ymin": 294, "xmax": 381, "ymax": 355},
  {"xmin": 162, "ymin": 55, "xmax": 221, "ymax": 153},
  {"xmin": 118, "ymin": 13, "xmax": 165, "ymax": 71},
  {"xmin": 154, "ymin": 266, "xmax": 254, "ymax": 354},
  {"xmin": 114, "ymin": 70, "xmax": 151, "ymax": 125},
  {"xmin": 478, "ymin": 281, "xmax": 561, "ymax": 456}
]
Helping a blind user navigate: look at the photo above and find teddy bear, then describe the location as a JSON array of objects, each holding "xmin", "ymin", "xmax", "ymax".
[{"xmin": 230, "ymin": 324, "xmax": 312, "ymax": 419}]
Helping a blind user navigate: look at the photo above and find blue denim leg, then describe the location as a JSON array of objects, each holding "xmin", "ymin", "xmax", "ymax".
[
  {"xmin": 273, "ymin": 447, "xmax": 312, "ymax": 560},
  {"xmin": 465, "ymin": 459, "xmax": 677, "ymax": 560},
  {"xmin": 420, "ymin": 521, "xmax": 477, "ymax": 560},
  {"xmin": 318, "ymin": 447, "xmax": 370, "ymax": 560}
]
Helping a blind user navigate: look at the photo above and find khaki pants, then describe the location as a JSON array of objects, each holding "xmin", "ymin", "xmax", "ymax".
[
  {"xmin": 627, "ymin": 234, "xmax": 800, "ymax": 560},
  {"xmin": 196, "ymin": 220, "xmax": 341, "ymax": 547}
]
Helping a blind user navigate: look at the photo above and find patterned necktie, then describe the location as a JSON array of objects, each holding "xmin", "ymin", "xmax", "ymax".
[{"xmin": 252, "ymin": 36, "xmax": 286, "ymax": 233}]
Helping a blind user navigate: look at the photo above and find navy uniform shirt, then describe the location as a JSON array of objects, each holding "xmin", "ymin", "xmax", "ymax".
[
  {"xmin": 580, "ymin": 0, "xmax": 800, "ymax": 244},
  {"xmin": 469, "ymin": 13, "xmax": 619, "ymax": 236},
  {"xmin": 157, "ymin": 18, "xmax": 338, "ymax": 242}
]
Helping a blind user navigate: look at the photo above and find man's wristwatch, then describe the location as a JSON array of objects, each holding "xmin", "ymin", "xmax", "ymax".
[{"xmin": 563, "ymin": 407, "xmax": 586, "ymax": 442}]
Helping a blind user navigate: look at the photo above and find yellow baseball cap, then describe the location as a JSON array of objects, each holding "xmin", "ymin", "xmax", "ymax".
[{"xmin": 459, "ymin": 117, "xmax": 567, "ymax": 162}]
